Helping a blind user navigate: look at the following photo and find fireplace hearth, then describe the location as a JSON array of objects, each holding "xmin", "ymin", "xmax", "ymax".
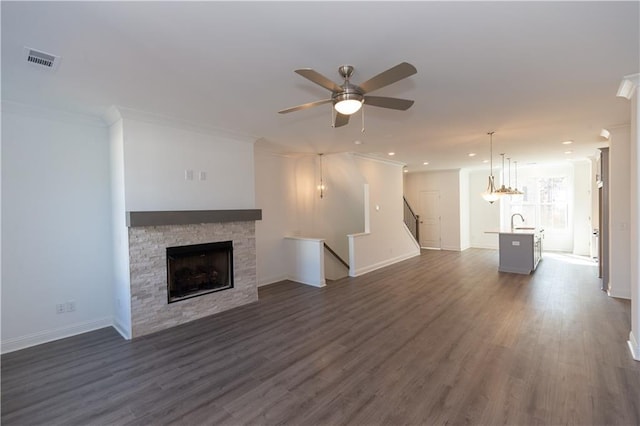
[{"xmin": 166, "ymin": 241, "xmax": 233, "ymax": 303}]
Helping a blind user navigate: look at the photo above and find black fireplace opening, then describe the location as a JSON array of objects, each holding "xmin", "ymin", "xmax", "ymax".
[{"xmin": 166, "ymin": 241, "xmax": 233, "ymax": 303}]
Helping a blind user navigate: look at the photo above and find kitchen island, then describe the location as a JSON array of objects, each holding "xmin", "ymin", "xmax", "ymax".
[{"xmin": 497, "ymin": 229, "xmax": 543, "ymax": 274}]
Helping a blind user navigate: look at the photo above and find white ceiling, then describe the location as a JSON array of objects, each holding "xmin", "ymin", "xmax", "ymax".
[{"xmin": 2, "ymin": 1, "xmax": 638, "ymax": 171}]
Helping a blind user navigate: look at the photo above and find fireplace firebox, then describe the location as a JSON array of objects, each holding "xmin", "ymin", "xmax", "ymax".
[{"xmin": 166, "ymin": 241, "xmax": 233, "ymax": 303}]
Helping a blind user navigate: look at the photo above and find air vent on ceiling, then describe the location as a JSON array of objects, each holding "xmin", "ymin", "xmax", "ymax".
[{"xmin": 24, "ymin": 47, "xmax": 60, "ymax": 71}]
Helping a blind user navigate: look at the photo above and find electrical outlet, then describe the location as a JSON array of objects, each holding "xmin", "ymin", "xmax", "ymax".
[
  {"xmin": 56, "ymin": 304, "xmax": 65, "ymax": 314},
  {"xmin": 66, "ymin": 301, "xmax": 76, "ymax": 312}
]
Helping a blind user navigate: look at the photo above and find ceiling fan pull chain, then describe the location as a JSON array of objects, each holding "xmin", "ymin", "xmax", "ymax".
[{"xmin": 361, "ymin": 105, "xmax": 365, "ymax": 133}]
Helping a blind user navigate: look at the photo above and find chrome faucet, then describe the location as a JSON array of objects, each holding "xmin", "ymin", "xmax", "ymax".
[{"xmin": 511, "ymin": 213, "xmax": 525, "ymax": 231}]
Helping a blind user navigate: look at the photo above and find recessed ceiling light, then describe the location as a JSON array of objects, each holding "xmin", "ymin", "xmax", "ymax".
[
  {"xmin": 564, "ymin": 150, "xmax": 573, "ymax": 154},
  {"xmin": 423, "ymin": 161, "xmax": 429, "ymax": 165},
  {"xmin": 403, "ymin": 169, "xmax": 408, "ymax": 173},
  {"xmin": 562, "ymin": 140, "xmax": 573, "ymax": 145},
  {"xmin": 354, "ymin": 140, "xmax": 363, "ymax": 145},
  {"xmin": 482, "ymin": 159, "xmax": 489, "ymax": 163},
  {"xmin": 388, "ymin": 152, "xmax": 395, "ymax": 156},
  {"xmin": 468, "ymin": 153, "xmax": 476, "ymax": 157}
]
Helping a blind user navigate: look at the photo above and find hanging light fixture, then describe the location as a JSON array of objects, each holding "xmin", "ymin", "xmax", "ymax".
[
  {"xmin": 481, "ymin": 132, "xmax": 500, "ymax": 203},
  {"xmin": 317, "ymin": 153, "xmax": 326, "ymax": 199},
  {"xmin": 506, "ymin": 157, "xmax": 515, "ymax": 193},
  {"xmin": 495, "ymin": 153, "xmax": 512, "ymax": 195},
  {"xmin": 512, "ymin": 160, "xmax": 524, "ymax": 195}
]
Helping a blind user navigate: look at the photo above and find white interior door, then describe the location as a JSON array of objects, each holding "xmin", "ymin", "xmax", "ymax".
[{"xmin": 419, "ymin": 190, "xmax": 441, "ymax": 249}]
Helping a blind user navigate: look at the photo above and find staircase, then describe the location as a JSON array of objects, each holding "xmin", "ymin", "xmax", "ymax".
[{"xmin": 403, "ymin": 196, "xmax": 419, "ymax": 244}]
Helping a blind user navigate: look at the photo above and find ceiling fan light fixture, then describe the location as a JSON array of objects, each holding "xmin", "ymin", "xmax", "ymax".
[{"xmin": 334, "ymin": 92, "xmax": 364, "ymax": 115}]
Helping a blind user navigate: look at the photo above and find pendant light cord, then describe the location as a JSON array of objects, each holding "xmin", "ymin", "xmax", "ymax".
[{"xmin": 488, "ymin": 132, "xmax": 495, "ymax": 177}]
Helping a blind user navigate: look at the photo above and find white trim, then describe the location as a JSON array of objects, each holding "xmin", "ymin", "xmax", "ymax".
[
  {"xmin": 112, "ymin": 317, "xmax": 131, "ymax": 340},
  {"xmin": 470, "ymin": 244, "xmax": 498, "ymax": 250},
  {"xmin": 1, "ymin": 100, "xmax": 107, "ymax": 128},
  {"xmin": 607, "ymin": 285, "xmax": 632, "ymax": 300},
  {"xmin": 257, "ymin": 274, "xmax": 288, "ymax": 287},
  {"xmin": 286, "ymin": 275, "xmax": 326, "ymax": 288},
  {"xmin": 351, "ymin": 152, "xmax": 407, "ymax": 167},
  {"xmin": 628, "ymin": 331, "xmax": 640, "ymax": 361},
  {"xmin": 1, "ymin": 317, "xmax": 114, "ymax": 354},
  {"xmin": 107, "ymin": 105, "xmax": 258, "ymax": 144},
  {"xmin": 350, "ymin": 251, "xmax": 420, "ymax": 277},
  {"xmin": 284, "ymin": 236, "xmax": 325, "ymax": 242}
]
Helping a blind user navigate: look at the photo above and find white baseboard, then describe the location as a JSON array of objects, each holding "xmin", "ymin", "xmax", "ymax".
[
  {"xmin": 257, "ymin": 274, "xmax": 288, "ymax": 287},
  {"xmin": 286, "ymin": 275, "xmax": 326, "ymax": 288},
  {"xmin": 112, "ymin": 317, "xmax": 131, "ymax": 340},
  {"xmin": 1, "ymin": 317, "xmax": 114, "ymax": 354},
  {"xmin": 629, "ymin": 331, "xmax": 640, "ymax": 361},
  {"xmin": 607, "ymin": 284, "xmax": 632, "ymax": 300},
  {"xmin": 350, "ymin": 251, "xmax": 420, "ymax": 277}
]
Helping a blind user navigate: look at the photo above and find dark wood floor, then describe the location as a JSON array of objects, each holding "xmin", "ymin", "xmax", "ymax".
[{"xmin": 2, "ymin": 249, "xmax": 639, "ymax": 425}]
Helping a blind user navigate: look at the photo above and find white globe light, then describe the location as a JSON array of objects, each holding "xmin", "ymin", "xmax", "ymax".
[{"xmin": 334, "ymin": 99, "xmax": 363, "ymax": 115}]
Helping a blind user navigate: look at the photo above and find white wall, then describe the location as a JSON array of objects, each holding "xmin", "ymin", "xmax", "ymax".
[
  {"xmin": 348, "ymin": 156, "xmax": 420, "ymax": 276},
  {"xmin": 459, "ymin": 169, "xmax": 471, "ymax": 250},
  {"xmin": 573, "ymin": 160, "xmax": 592, "ymax": 256},
  {"xmin": 468, "ymin": 169, "xmax": 501, "ymax": 249},
  {"xmin": 254, "ymin": 147, "xmax": 416, "ymax": 285},
  {"xmin": 629, "ymin": 81, "xmax": 640, "ymax": 359},
  {"xmin": 404, "ymin": 169, "xmax": 463, "ymax": 250},
  {"xmin": 254, "ymin": 147, "xmax": 297, "ymax": 286},
  {"xmin": 1, "ymin": 105, "xmax": 114, "ymax": 352},
  {"xmin": 314, "ymin": 153, "xmax": 366, "ymax": 260},
  {"xmin": 109, "ymin": 119, "xmax": 131, "ymax": 338},
  {"xmin": 609, "ymin": 125, "xmax": 631, "ymax": 299},
  {"xmin": 122, "ymin": 117, "xmax": 255, "ymax": 211}
]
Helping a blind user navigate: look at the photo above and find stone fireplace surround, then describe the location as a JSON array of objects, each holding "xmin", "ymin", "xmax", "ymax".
[{"xmin": 127, "ymin": 210, "xmax": 261, "ymax": 338}]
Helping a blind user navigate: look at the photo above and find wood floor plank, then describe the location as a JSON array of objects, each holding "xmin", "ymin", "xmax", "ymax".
[{"xmin": 2, "ymin": 249, "xmax": 639, "ymax": 425}]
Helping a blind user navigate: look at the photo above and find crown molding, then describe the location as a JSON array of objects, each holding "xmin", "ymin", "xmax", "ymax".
[
  {"xmin": 102, "ymin": 105, "xmax": 258, "ymax": 144},
  {"xmin": 352, "ymin": 152, "xmax": 406, "ymax": 167},
  {"xmin": 1, "ymin": 100, "xmax": 107, "ymax": 128}
]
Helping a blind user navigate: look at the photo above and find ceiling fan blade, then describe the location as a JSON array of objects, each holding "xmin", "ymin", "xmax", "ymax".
[
  {"xmin": 333, "ymin": 112, "xmax": 350, "ymax": 128},
  {"xmin": 364, "ymin": 96, "xmax": 414, "ymax": 111},
  {"xmin": 358, "ymin": 62, "xmax": 417, "ymax": 94},
  {"xmin": 278, "ymin": 99, "xmax": 332, "ymax": 114},
  {"xmin": 295, "ymin": 69, "xmax": 341, "ymax": 92}
]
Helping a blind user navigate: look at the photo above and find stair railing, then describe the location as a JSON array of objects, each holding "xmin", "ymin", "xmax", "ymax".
[
  {"xmin": 323, "ymin": 242, "xmax": 349, "ymax": 269},
  {"xmin": 403, "ymin": 196, "xmax": 419, "ymax": 243}
]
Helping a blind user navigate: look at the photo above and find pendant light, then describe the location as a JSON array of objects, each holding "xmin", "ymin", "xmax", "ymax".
[
  {"xmin": 481, "ymin": 132, "xmax": 500, "ymax": 203},
  {"xmin": 507, "ymin": 157, "xmax": 514, "ymax": 193},
  {"xmin": 512, "ymin": 160, "xmax": 524, "ymax": 195},
  {"xmin": 317, "ymin": 153, "xmax": 326, "ymax": 199},
  {"xmin": 495, "ymin": 153, "xmax": 512, "ymax": 195}
]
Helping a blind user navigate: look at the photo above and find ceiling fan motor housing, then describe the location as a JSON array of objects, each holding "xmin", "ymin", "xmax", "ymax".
[{"xmin": 332, "ymin": 87, "xmax": 364, "ymax": 105}]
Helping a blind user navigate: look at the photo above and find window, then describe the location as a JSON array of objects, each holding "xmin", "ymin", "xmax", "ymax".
[{"xmin": 507, "ymin": 176, "xmax": 569, "ymax": 231}]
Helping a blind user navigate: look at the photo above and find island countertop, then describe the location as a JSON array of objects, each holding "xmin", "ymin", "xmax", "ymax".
[{"xmin": 484, "ymin": 227, "xmax": 541, "ymax": 235}]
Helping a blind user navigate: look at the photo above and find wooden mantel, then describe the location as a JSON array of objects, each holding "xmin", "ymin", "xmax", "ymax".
[{"xmin": 126, "ymin": 209, "xmax": 262, "ymax": 227}]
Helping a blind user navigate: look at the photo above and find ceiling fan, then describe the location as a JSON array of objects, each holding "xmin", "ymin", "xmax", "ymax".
[{"xmin": 278, "ymin": 62, "xmax": 417, "ymax": 128}]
